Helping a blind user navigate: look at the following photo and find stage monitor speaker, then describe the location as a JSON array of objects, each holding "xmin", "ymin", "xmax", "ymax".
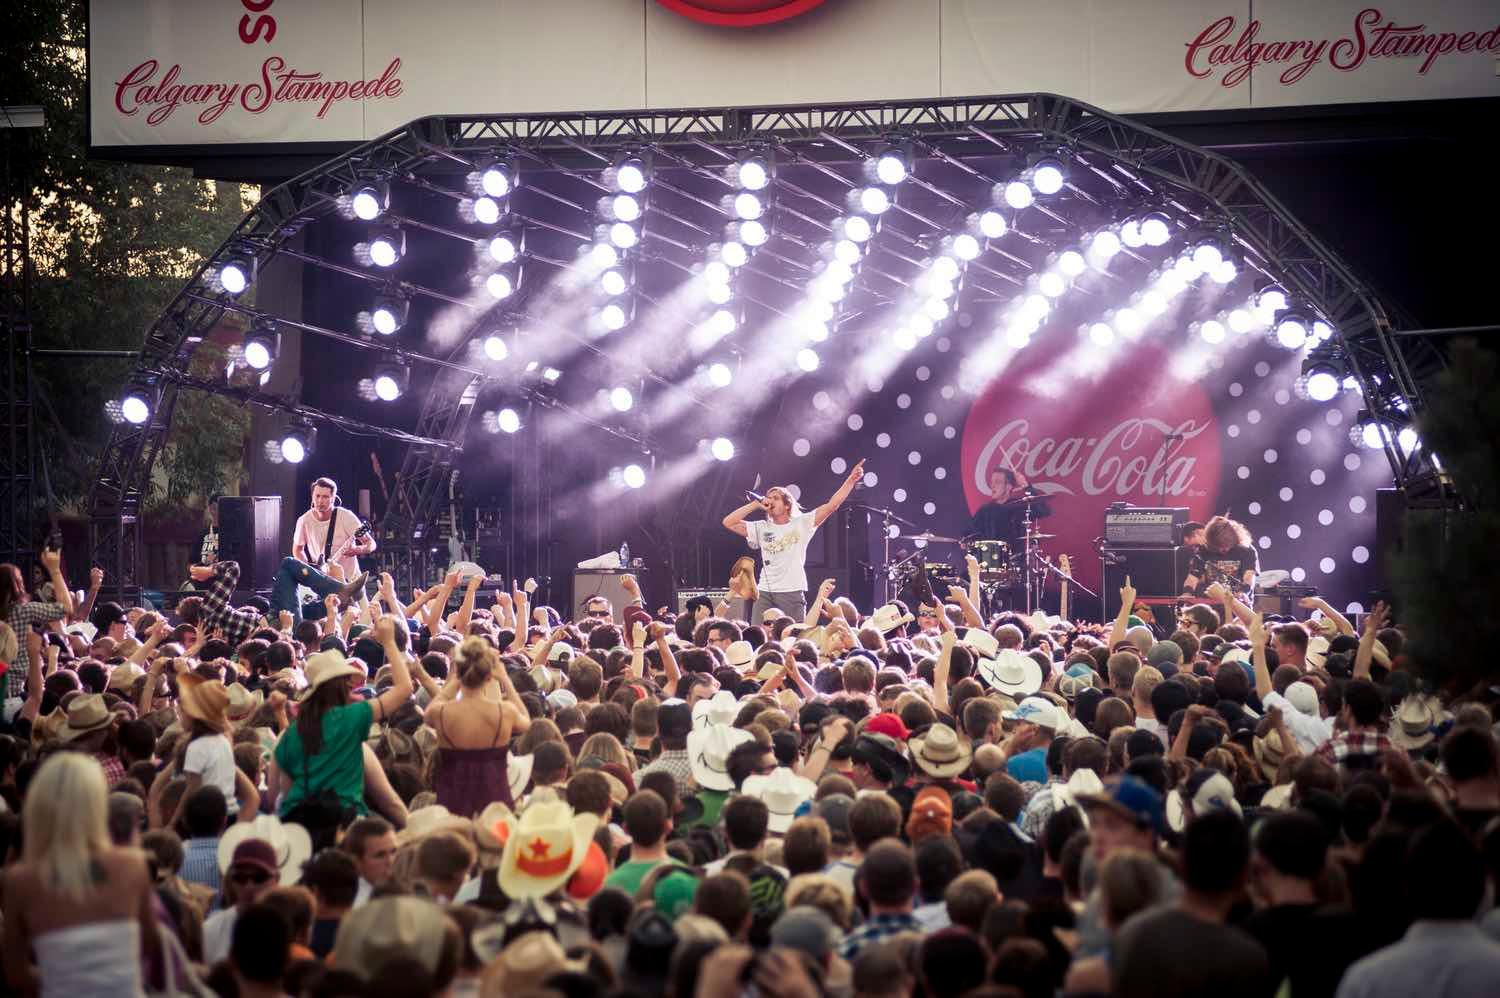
[
  {"xmin": 1101, "ymin": 546, "xmax": 1191, "ymax": 619},
  {"xmin": 573, "ymin": 570, "xmax": 643, "ymax": 624},
  {"xmin": 217, "ymin": 496, "xmax": 282, "ymax": 593}
]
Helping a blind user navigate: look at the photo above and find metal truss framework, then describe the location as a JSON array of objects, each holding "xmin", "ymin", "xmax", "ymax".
[
  {"xmin": 1, "ymin": 124, "xmax": 37, "ymax": 572},
  {"xmin": 88, "ymin": 93, "xmax": 1443, "ymax": 598}
]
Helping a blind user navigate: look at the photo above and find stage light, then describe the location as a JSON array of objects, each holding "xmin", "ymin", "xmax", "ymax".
[
  {"xmin": 485, "ymin": 270, "xmax": 516, "ymax": 300},
  {"xmin": 542, "ymin": 366, "xmax": 562, "ymax": 383},
  {"xmin": 830, "ymin": 239, "xmax": 862, "ymax": 267},
  {"xmin": 622, "ymin": 463, "xmax": 647, "ymax": 489},
  {"xmin": 720, "ymin": 241, "xmax": 748, "ymax": 268},
  {"xmin": 347, "ymin": 182, "xmax": 389, "ymax": 221},
  {"xmin": 1057, "ymin": 250, "xmax": 1086, "ymax": 277},
  {"xmin": 609, "ymin": 194, "xmax": 643, "ymax": 222},
  {"xmin": 974, "ymin": 210, "xmax": 1007, "ymax": 240},
  {"xmin": 796, "ymin": 347, "xmax": 820, "ymax": 372},
  {"xmin": 608, "ymin": 222, "xmax": 639, "ymax": 249},
  {"xmin": 1275, "ymin": 313, "xmax": 1309, "ymax": 350},
  {"xmin": 1303, "ymin": 369, "xmax": 1340, "ymax": 402},
  {"xmin": 1000, "ymin": 180, "xmax": 1033, "ymax": 210},
  {"xmin": 369, "ymin": 292, "xmax": 409, "ymax": 336},
  {"xmin": 1114, "ymin": 307, "xmax": 1142, "ymax": 337},
  {"xmin": 1088, "ymin": 230, "xmax": 1121, "ymax": 261},
  {"xmin": 710, "ymin": 437, "xmax": 736, "ymax": 462},
  {"xmin": 873, "ymin": 151, "xmax": 908, "ymax": 186},
  {"xmin": 608, "ymin": 156, "xmax": 648, "ymax": 194},
  {"xmin": 1030, "ymin": 159, "xmax": 1065, "ymax": 195},
  {"xmin": 941, "ymin": 233, "xmax": 978, "ymax": 262},
  {"xmin": 835, "ymin": 215, "xmax": 873, "ymax": 243},
  {"xmin": 242, "ymin": 325, "xmax": 280, "ymax": 370},
  {"xmin": 477, "ymin": 163, "xmax": 514, "ymax": 199},
  {"xmin": 372, "ymin": 359, "xmax": 409, "ymax": 402},
  {"xmin": 1172, "ymin": 255, "xmax": 1203, "ymax": 281},
  {"xmin": 1191, "ymin": 240, "xmax": 1224, "ymax": 270},
  {"xmin": 279, "ymin": 425, "xmax": 316, "ymax": 464},
  {"xmin": 731, "ymin": 155, "xmax": 771, "ymax": 191},
  {"xmin": 824, "ymin": 259, "xmax": 856, "ymax": 285},
  {"xmin": 703, "ymin": 259, "xmax": 731, "ymax": 285},
  {"xmin": 1140, "ymin": 212, "xmax": 1172, "ymax": 246},
  {"xmin": 1397, "ymin": 426, "xmax": 1418, "ymax": 452},
  {"xmin": 1353, "ymin": 419, "xmax": 1385, "ymax": 450},
  {"xmin": 708, "ymin": 308, "xmax": 738, "ymax": 336},
  {"xmin": 1197, "ymin": 319, "xmax": 1227, "ymax": 344},
  {"xmin": 707, "ymin": 362, "xmax": 734, "ymax": 388},
  {"xmin": 732, "ymin": 219, "xmax": 769, "ymax": 247},
  {"xmin": 1119, "ymin": 219, "xmax": 1145, "ymax": 248},
  {"xmin": 1139, "ymin": 289, "xmax": 1168, "ymax": 317},
  {"xmin": 600, "ymin": 269, "xmax": 629, "ymax": 296},
  {"xmin": 365, "ymin": 227, "xmax": 405, "ymax": 268},
  {"xmin": 481, "ymin": 334, "xmax": 509, "ymax": 362},
  {"xmin": 923, "ymin": 298, "xmax": 950, "ymax": 321},
  {"xmin": 589, "ymin": 242, "xmax": 618, "ymax": 268},
  {"xmin": 1088, "ymin": 321, "xmax": 1115, "ymax": 346},
  {"xmin": 497, "ymin": 407, "xmax": 522, "ymax": 433},
  {"xmin": 487, "ymin": 234, "xmax": 519, "ymax": 265},
  {"xmin": 857, "ymin": 187, "xmax": 890, "ymax": 215},
  {"xmin": 464, "ymin": 196, "xmax": 502, "ymax": 225},
  {"xmin": 1311, "ymin": 319, "xmax": 1334, "ymax": 344},
  {"xmin": 731, "ymin": 192, "xmax": 763, "ymax": 220},
  {"xmin": 1038, "ymin": 272, "xmax": 1066, "ymax": 298},
  {"xmin": 213, "ymin": 251, "xmax": 255, "ymax": 295},
  {"xmin": 1227, "ymin": 308, "xmax": 1255, "ymax": 333},
  {"xmin": 600, "ymin": 302, "xmax": 629, "ymax": 331},
  {"xmin": 119, "ymin": 392, "xmax": 152, "ymax": 425},
  {"xmin": 1211, "ymin": 259, "xmax": 1238, "ymax": 284},
  {"xmin": 706, "ymin": 281, "xmax": 732, "ymax": 305},
  {"xmin": 1256, "ymin": 286, "xmax": 1288, "ymax": 316},
  {"xmin": 909, "ymin": 314, "xmax": 935, "ymax": 338},
  {"xmin": 1021, "ymin": 293, "xmax": 1050, "ymax": 319},
  {"xmin": 893, "ymin": 326, "xmax": 919, "ymax": 350},
  {"xmin": 609, "ymin": 386, "xmax": 634, "ymax": 413}
]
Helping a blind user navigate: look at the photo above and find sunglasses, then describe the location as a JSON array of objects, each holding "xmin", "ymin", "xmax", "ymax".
[
  {"xmin": 231, "ymin": 869, "xmax": 273, "ymax": 886},
  {"xmin": 585, "ymin": 609, "xmax": 610, "ymax": 618}
]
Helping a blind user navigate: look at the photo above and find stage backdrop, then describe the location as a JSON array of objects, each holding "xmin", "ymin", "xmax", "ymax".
[
  {"xmin": 756, "ymin": 315, "xmax": 1386, "ymax": 617},
  {"xmin": 89, "ymin": 0, "xmax": 1500, "ymax": 150}
]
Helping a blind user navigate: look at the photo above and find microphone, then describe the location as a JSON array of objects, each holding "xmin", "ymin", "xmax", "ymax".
[{"xmin": 745, "ymin": 490, "xmax": 766, "ymax": 504}]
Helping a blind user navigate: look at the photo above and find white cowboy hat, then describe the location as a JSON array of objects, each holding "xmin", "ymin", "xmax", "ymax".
[
  {"xmin": 908, "ymin": 723, "xmax": 972, "ymax": 780},
  {"xmin": 868, "ymin": 604, "xmax": 914, "ymax": 635},
  {"xmin": 226, "ymin": 682, "xmax": 264, "ymax": 722},
  {"xmin": 1389, "ymin": 696, "xmax": 1439, "ymax": 751},
  {"xmin": 397, "ymin": 803, "xmax": 475, "ymax": 842},
  {"xmin": 724, "ymin": 641, "xmax": 756, "ymax": 671},
  {"xmin": 741, "ymin": 766, "xmax": 816, "ymax": 833},
  {"xmin": 495, "ymin": 794, "xmax": 600, "ymax": 900},
  {"xmin": 691, "ymin": 689, "xmax": 740, "ymax": 729},
  {"xmin": 298, "ymin": 650, "xmax": 363, "ymax": 700},
  {"xmin": 217, "ymin": 815, "xmax": 312, "ymax": 885},
  {"xmin": 959, "ymin": 628, "xmax": 999, "ymax": 659},
  {"xmin": 508, "ymin": 751, "xmax": 535, "ymax": 803},
  {"xmin": 687, "ymin": 723, "xmax": 753, "ymax": 792},
  {"xmin": 977, "ymin": 648, "xmax": 1043, "ymax": 698},
  {"xmin": 1304, "ymin": 635, "xmax": 1331, "ymax": 670}
]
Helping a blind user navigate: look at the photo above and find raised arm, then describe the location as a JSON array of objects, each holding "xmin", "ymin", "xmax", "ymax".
[
  {"xmin": 934, "ymin": 629, "xmax": 955, "ymax": 717},
  {"xmin": 721, "ymin": 499, "xmax": 761, "ymax": 538},
  {"xmin": 78, "ymin": 567, "xmax": 104, "ymax": 626},
  {"xmin": 1354, "ymin": 601, "xmax": 1388, "ymax": 681},
  {"xmin": 1249, "ymin": 612, "xmax": 1272, "ymax": 700},
  {"xmin": 20, "ymin": 630, "xmax": 45, "ymax": 722},
  {"xmin": 423, "ymin": 571, "xmax": 459, "ymax": 635},
  {"xmin": 814, "ymin": 460, "xmax": 865, "ymax": 528},
  {"xmin": 655, "ymin": 624, "xmax": 680, "ymax": 688},
  {"xmin": 370, "ymin": 618, "xmax": 414, "ymax": 721},
  {"xmin": 947, "ymin": 586, "xmax": 984, "ymax": 629},
  {"xmin": 805, "ymin": 578, "xmax": 836, "ymax": 627},
  {"xmin": 1299, "ymin": 596, "xmax": 1354, "ymax": 638},
  {"xmin": 1109, "ymin": 576, "xmax": 1135, "ymax": 649},
  {"xmin": 39, "ymin": 549, "xmax": 74, "ymax": 617},
  {"xmin": 965, "ymin": 554, "xmax": 981, "ymax": 609}
]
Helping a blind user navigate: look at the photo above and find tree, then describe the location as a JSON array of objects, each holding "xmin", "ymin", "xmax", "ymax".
[{"xmin": 2, "ymin": 0, "xmax": 253, "ymax": 517}]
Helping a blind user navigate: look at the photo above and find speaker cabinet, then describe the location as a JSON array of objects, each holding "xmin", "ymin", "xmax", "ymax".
[
  {"xmin": 573, "ymin": 570, "xmax": 645, "ymax": 624},
  {"xmin": 1101, "ymin": 546, "xmax": 1191, "ymax": 619},
  {"xmin": 217, "ymin": 496, "xmax": 283, "ymax": 593}
]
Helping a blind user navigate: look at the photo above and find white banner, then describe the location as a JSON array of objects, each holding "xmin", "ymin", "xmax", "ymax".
[{"xmin": 89, "ymin": 1, "xmax": 1500, "ymax": 149}]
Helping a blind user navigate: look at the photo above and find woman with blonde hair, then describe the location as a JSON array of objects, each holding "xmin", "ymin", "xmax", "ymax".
[
  {"xmin": 424, "ymin": 635, "xmax": 531, "ymax": 816},
  {"xmin": 2, "ymin": 752, "xmax": 159, "ymax": 995},
  {"xmin": 576, "ymin": 732, "xmax": 633, "ymax": 773},
  {"xmin": 724, "ymin": 556, "xmax": 758, "ymax": 624}
]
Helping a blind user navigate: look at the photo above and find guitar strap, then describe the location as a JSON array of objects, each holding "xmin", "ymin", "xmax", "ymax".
[{"xmin": 320, "ymin": 510, "xmax": 339, "ymax": 568}]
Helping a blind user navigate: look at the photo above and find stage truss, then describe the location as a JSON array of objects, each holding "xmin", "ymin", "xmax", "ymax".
[{"xmin": 86, "ymin": 93, "xmax": 1448, "ymax": 598}]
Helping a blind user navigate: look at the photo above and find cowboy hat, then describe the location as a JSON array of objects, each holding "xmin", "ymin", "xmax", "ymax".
[
  {"xmin": 472, "ymin": 801, "xmax": 512, "ymax": 868},
  {"xmin": 269, "ymin": 667, "xmax": 306, "ymax": 692},
  {"xmin": 691, "ymin": 690, "xmax": 739, "ymax": 729},
  {"xmin": 1304, "ymin": 635, "xmax": 1331, "ymax": 670},
  {"xmin": 226, "ymin": 682, "xmax": 264, "ymax": 722},
  {"xmin": 298, "ymin": 650, "xmax": 361, "ymax": 700},
  {"xmin": 57, "ymin": 694, "xmax": 114, "ymax": 743},
  {"xmin": 397, "ymin": 804, "xmax": 474, "ymax": 843},
  {"xmin": 850, "ymin": 732, "xmax": 911, "ymax": 789},
  {"xmin": 977, "ymin": 649, "xmax": 1043, "ymax": 698},
  {"xmin": 723, "ymin": 641, "xmax": 756, "ymax": 671},
  {"xmin": 741, "ymin": 766, "xmax": 816, "ymax": 833},
  {"xmin": 106, "ymin": 662, "xmax": 146, "ymax": 694},
  {"xmin": 1253, "ymin": 727, "xmax": 1288, "ymax": 782},
  {"xmin": 495, "ymin": 794, "xmax": 601, "ymax": 900},
  {"xmin": 217, "ymin": 815, "xmax": 312, "ymax": 885},
  {"xmin": 959, "ymin": 628, "xmax": 999, "ymax": 659},
  {"xmin": 867, "ymin": 604, "xmax": 914, "ymax": 635},
  {"xmin": 477, "ymin": 929, "xmax": 588, "ymax": 995},
  {"xmin": 509, "ymin": 751, "xmax": 535, "ymax": 803},
  {"xmin": 687, "ymin": 723, "xmax": 753, "ymax": 792},
  {"xmin": 1389, "ymin": 696, "xmax": 1439, "ymax": 751},
  {"xmin": 908, "ymin": 722, "xmax": 973, "ymax": 780},
  {"xmin": 333, "ymin": 896, "xmax": 452, "ymax": 983},
  {"xmin": 177, "ymin": 674, "xmax": 230, "ymax": 728}
]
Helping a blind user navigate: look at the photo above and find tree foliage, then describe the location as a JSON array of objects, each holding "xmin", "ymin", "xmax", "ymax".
[{"xmin": 3, "ymin": 0, "xmax": 253, "ymax": 515}]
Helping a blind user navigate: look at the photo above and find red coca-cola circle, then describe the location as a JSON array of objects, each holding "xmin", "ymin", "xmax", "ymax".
[
  {"xmin": 959, "ymin": 343, "xmax": 1221, "ymax": 595},
  {"xmin": 654, "ymin": 0, "xmax": 828, "ymax": 28}
]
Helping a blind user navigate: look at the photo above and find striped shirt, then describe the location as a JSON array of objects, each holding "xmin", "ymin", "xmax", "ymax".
[
  {"xmin": 179, "ymin": 837, "xmax": 222, "ymax": 896},
  {"xmin": 4, "ymin": 601, "xmax": 68, "ymax": 699}
]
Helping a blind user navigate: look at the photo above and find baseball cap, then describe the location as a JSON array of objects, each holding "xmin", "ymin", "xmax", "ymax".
[
  {"xmin": 1285, "ymin": 681, "xmax": 1319, "ymax": 718},
  {"xmin": 1078, "ymin": 775, "xmax": 1165, "ymax": 835},
  {"xmin": 863, "ymin": 712, "xmax": 910, "ymax": 743},
  {"xmin": 771, "ymin": 907, "xmax": 840, "ymax": 964},
  {"xmin": 1005, "ymin": 696, "xmax": 1062, "ymax": 731},
  {"xmin": 549, "ymin": 641, "xmax": 575, "ymax": 663},
  {"xmin": 228, "ymin": 838, "xmax": 279, "ymax": 878},
  {"xmin": 1185, "ymin": 769, "xmax": 1242, "ymax": 818},
  {"xmin": 547, "ymin": 689, "xmax": 578, "ymax": 712},
  {"xmin": 813, "ymin": 794, "xmax": 854, "ymax": 844},
  {"xmin": 1147, "ymin": 640, "xmax": 1184, "ymax": 669}
]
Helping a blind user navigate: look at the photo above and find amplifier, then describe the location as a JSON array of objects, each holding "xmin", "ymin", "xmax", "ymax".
[
  {"xmin": 1103, "ymin": 506, "xmax": 1191, "ymax": 546},
  {"xmin": 676, "ymin": 589, "xmax": 731, "ymax": 615},
  {"xmin": 1254, "ymin": 585, "xmax": 1319, "ymax": 617},
  {"xmin": 1102, "ymin": 546, "xmax": 1192, "ymax": 619}
]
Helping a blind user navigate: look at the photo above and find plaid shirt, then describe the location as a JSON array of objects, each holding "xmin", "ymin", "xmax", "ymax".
[
  {"xmin": 93, "ymin": 752, "xmax": 127, "ymax": 789},
  {"xmin": 201, "ymin": 561, "xmax": 259, "ymax": 647},
  {"xmin": 5, "ymin": 601, "xmax": 68, "ymax": 699},
  {"xmin": 636, "ymin": 749, "xmax": 696, "ymax": 800},
  {"xmin": 1314, "ymin": 728, "xmax": 1392, "ymax": 769},
  {"xmin": 839, "ymin": 912, "xmax": 923, "ymax": 960},
  {"xmin": 179, "ymin": 837, "xmax": 222, "ymax": 896}
]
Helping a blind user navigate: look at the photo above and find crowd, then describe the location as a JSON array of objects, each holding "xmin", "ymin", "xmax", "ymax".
[{"xmin": 1, "ymin": 549, "xmax": 1498, "ymax": 998}]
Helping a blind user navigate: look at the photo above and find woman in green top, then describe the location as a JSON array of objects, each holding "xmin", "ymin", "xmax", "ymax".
[{"xmin": 274, "ymin": 615, "xmax": 413, "ymax": 843}]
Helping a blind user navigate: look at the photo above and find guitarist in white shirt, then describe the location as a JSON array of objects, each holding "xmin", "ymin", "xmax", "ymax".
[{"xmin": 270, "ymin": 477, "xmax": 372, "ymax": 623}]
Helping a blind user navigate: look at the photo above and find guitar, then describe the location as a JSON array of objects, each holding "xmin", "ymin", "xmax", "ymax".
[
  {"xmin": 323, "ymin": 521, "xmax": 372, "ymax": 570},
  {"xmin": 1058, "ymin": 554, "xmax": 1071, "ymax": 623}
]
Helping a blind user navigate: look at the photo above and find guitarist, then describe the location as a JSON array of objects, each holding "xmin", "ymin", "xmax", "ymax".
[{"xmin": 270, "ymin": 477, "xmax": 372, "ymax": 623}]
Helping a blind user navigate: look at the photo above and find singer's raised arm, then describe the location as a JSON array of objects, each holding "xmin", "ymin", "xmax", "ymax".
[{"xmin": 722, "ymin": 497, "xmax": 762, "ymax": 537}]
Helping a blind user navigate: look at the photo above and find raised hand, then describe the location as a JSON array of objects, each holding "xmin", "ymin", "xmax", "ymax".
[
  {"xmin": 374, "ymin": 617, "xmax": 397, "ymax": 644},
  {"xmin": 89, "ymin": 567, "xmax": 104, "ymax": 589},
  {"xmin": 1297, "ymin": 596, "xmax": 1323, "ymax": 610},
  {"xmin": 632, "ymin": 621, "xmax": 647, "ymax": 645},
  {"xmin": 1363, "ymin": 600, "xmax": 1390, "ymax": 637},
  {"xmin": 493, "ymin": 591, "xmax": 513, "ymax": 610},
  {"xmin": 278, "ymin": 610, "xmax": 294, "ymax": 631},
  {"xmin": 817, "ymin": 578, "xmax": 836, "ymax": 601},
  {"xmin": 380, "ymin": 572, "xmax": 397, "ymax": 596},
  {"xmin": 620, "ymin": 574, "xmax": 640, "ymax": 596},
  {"xmin": 444, "ymin": 570, "xmax": 461, "ymax": 589},
  {"xmin": 1119, "ymin": 575, "xmax": 1137, "ymax": 611},
  {"xmin": 1248, "ymin": 611, "xmax": 1265, "ymax": 646},
  {"xmin": 947, "ymin": 585, "xmax": 969, "ymax": 602},
  {"xmin": 40, "ymin": 548, "xmax": 60, "ymax": 571},
  {"xmin": 189, "ymin": 564, "xmax": 215, "ymax": 582},
  {"xmin": 966, "ymin": 554, "xmax": 980, "ymax": 578},
  {"xmin": 847, "ymin": 458, "xmax": 866, "ymax": 484}
]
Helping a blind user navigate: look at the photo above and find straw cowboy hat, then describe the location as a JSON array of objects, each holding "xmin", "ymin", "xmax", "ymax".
[
  {"xmin": 908, "ymin": 722, "xmax": 973, "ymax": 780},
  {"xmin": 741, "ymin": 766, "xmax": 817, "ymax": 833},
  {"xmin": 298, "ymin": 650, "xmax": 362, "ymax": 700},
  {"xmin": 218, "ymin": 815, "xmax": 312, "ymax": 885},
  {"xmin": 687, "ymin": 723, "xmax": 754, "ymax": 792},
  {"xmin": 477, "ymin": 929, "xmax": 587, "ymax": 995},
  {"xmin": 106, "ymin": 662, "xmax": 146, "ymax": 695},
  {"xmin": 398, "ymin": 804, "xmax": 474, "ymax": 843},
  {"xmin": 472, "ymin": 801, "xmax": 512, "ymax": 868},
  {"xmin": 57, "ymin": 694, "xmax": 115, "ymax": 743},
  {"xmin": 867, "ymin": 604, "xmax": 914, "ymax": 635},
  {"xmin": 691, "ymin": 690, "xmax": 739, "ymax": 730},
  {"xmin": 1253, "ymin": 727, "xmax": 1289, "ymax": 782},
  {"xmin": 177, "ymin": 674, "xmax": 230, "ymax": 728},
  {"xmin": 225, "ymin": 682, "xmax": 264, "ymax": 723},
  {"xmin": 495, "ymin": 795, "xmax": 601, "ymax": 900},
  {"xmin": 724, "ymin": 641, "xmax": 756, "ymax": 671},
  {"xmin": 1389, "ymin": 696, "xmax": 1442, "ymax": 751},
  {"xmin": 977, "ymin": 649, "xmax": 1044, "ymax": 698}
]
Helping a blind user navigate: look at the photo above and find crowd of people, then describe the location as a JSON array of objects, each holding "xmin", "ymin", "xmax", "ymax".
[{"xmin": 1, "ymin": 544, "xmax": 1498, "ymax": 998}]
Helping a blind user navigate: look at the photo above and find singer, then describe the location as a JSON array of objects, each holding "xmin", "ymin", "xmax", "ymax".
[{"xmin": 721, "ymin": 460, "xmax": 865, "ymax": 623}]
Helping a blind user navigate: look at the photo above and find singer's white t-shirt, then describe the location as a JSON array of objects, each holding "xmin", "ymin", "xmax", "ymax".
[{"xmin": 745, "ymin": 511, "xmax": 817, "ymax": 594}]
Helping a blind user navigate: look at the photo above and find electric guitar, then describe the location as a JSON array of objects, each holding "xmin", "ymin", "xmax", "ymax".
[
  {"xmin": 322, "ymin": 521, "xmax": 371, "ymax": 570},
  {"xmin": 1058, "ymin": 554, "xmax": 1071, "ymax": 623}
]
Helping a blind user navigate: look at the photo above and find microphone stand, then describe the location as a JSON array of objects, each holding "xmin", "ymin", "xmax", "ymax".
[
  {"xmin": 848, "ymin": 502, "xmax": 916, "ymax": 604},
  {"xmin": 1155, "ymin": 429, "xmax": 1185, "ymax": 502},
  {"xmin": 1036, "ymin": 552, "xmax": 1099, "ymax": 600}
]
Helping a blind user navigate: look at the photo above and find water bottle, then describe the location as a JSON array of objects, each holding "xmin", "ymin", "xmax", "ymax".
[{"xmin": 619, "ymin": 541, "xmax": 629, "ymax": 567}]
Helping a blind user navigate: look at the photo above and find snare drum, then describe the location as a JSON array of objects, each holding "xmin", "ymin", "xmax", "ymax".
[{"xmin": 966, "ymin": 540, "xmax": 1010, "ymax": 577}]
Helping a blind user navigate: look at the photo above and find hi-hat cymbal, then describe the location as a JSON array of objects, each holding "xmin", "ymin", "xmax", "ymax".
[
  {"xmin": 908, "ymin": 532, "xmax": 961, "ymax": 543},
  {"xmin": 1025, "ymin": 532, "xmax": 1057, "ymax": 540}
]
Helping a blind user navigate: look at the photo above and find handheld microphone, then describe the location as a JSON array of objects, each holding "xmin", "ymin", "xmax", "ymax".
[{"xmin": 745, "ymin": 490, "xmax": 766, "ymax": 504}]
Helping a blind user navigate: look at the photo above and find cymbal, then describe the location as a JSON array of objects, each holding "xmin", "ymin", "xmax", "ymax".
[
  {"xmin": 908, "ymin": 532, "xmax": 961, "ymax": 543},
  {"xmin": 1257, "ymin": 570, "xmax": 1290, "ymax": 588},
  {"xmin": 1025, "ymin": 532, "xmax": 1057, "ymax": 540}
]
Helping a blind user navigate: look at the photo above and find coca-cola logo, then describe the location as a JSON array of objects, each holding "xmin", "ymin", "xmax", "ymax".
[
  {"xmin": 654, "ymin": 0, "xmax": 829, "ymax": 28},
  {"xmin": 960, "ymin": 344, "xmax": 1221, "ymax": 592},
  {"xmin": 1185, "ymin": 8, "xmax": 1500, "ymax": 88}
]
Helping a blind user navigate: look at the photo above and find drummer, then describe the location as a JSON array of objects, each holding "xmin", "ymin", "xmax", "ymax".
[{"xmin": 970, "ymin": 464, "xmax": 1047, "ymax": 547}]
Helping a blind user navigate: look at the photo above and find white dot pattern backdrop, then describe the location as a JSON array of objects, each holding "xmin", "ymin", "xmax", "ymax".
[{"xmin": 763, "ymin": 314, "xmax": 1386, "ymax": 615}]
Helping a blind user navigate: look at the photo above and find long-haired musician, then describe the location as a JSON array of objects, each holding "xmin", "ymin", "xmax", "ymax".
[{"xmin": 1180, "ymin": 514, "xmax": 1258, "ymax": 600}]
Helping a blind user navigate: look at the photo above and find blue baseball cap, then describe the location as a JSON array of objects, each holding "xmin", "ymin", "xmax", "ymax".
[{"xmin": 1078, "ymin": 775, "xmax": 1166, "ymax": 835}]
